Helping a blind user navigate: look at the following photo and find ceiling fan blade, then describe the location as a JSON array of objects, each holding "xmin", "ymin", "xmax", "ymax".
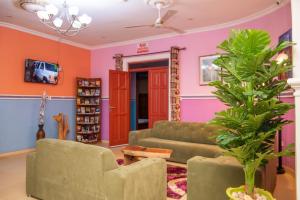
[
  {"xmin": 163, "ymin": 26, "xmax": 185, "ymax": 34},
  {"xmin": 161, "ymin": 10, "xmax": 177, "ymax": 23},
  {"xmin": 124, "ymin": 25, "xmax": 153, "ymax": 29}
]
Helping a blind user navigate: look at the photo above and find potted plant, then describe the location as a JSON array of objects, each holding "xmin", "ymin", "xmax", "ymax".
[{"xmin": 209, "ymin": 29, "xmax": 294, "ymax": 200}]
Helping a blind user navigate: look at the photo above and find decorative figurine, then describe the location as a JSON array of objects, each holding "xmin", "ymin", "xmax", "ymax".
[
  {"xmin": 36, "ymin": 91, "xmax": 47, "ymax": 140},
  {"xmin": 53, "ymin": 113, "xmax": 70, "ymax": 140}
]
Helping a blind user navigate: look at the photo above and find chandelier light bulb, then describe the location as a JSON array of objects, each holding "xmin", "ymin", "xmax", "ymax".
[
  {"xmin": 37, "ymin": 10, "xmax": 49, "ymax": 20},
  {"xmin": 53, "ymin": 17, "xmax": 63, "ymax": 28},
  {"xmin": 78, "ymin": 14, "xmax": 92, "ymax": 25},
  {"xmin": 72, "ymin": 20, "xmax": 82, "ymax": 29},
  {"xmin": 68, "ymin": 6, "xmax": 79, "ymax": 16},
  {"xmin": 45, "ymin": 4, "xmax": 58, "ymax": 16}
]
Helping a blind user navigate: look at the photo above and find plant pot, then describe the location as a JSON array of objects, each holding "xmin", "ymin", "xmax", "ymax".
[{"xmin": 226, "ymin": 186, "xmax": 275, "ymax": 200}]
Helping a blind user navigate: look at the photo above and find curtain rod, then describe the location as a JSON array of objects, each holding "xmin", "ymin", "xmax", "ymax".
[{"xmin": 113, "ymin": 47, "xmax": 186, "ymax": 59}]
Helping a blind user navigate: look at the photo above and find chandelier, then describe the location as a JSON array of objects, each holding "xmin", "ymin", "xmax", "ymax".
[{"xmin": 36, "ymin": 0, "xmax": 92, "ymax": 36}]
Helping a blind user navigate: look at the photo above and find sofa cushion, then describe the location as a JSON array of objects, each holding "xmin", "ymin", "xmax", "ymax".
[
  {"xmin": 151, "ymin": 121, "xmax": 219, "ymax": 145},
  {"xmin": 137, "ymin": 137, "xmax": 224, "ymax": 163}
]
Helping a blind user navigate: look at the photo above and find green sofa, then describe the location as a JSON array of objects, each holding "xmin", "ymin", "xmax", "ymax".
[
  {"xmin": 26, "ymin": 139, "xmax": 167, "ymax": 200},
  {"xmin": 129, "ymin": 121, "xmax": 224, "ymax": 163},
  {"xmin": 187, "ymin": 155, "xmax": 277, "ymax": 200}
]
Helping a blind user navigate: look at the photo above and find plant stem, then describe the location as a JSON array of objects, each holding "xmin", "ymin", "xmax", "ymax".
[{"xmin": 244, "ymin": 163, "xmax": 256, "ymax": 196}]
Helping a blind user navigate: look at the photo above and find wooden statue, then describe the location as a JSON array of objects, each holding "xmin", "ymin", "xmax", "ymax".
[{"xmin": 53, "ymin": 113, "xmax": 69, "ymax": 140}]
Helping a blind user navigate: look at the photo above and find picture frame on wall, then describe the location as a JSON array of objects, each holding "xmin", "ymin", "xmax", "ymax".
[{"xmin": 199, "ymin": 54, "xmax": 221, "ymax": 85}]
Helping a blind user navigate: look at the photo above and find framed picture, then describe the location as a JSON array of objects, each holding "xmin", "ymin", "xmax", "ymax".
[{"xmin": 199, "ymin": 55, "xmax": 221, "ymax": 85}]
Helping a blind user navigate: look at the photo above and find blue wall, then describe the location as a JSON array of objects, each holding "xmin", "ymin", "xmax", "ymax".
[
  {"xmin": 130, "ymin": 100, "xmax": 136, "ymax": 130},
  {"xmin": 0, "ymin": 97, "xmax": 76, "ymax": 153},
  {"xmin": 130, "ymin": 72, "xmax": 137, "ymax": 131}
]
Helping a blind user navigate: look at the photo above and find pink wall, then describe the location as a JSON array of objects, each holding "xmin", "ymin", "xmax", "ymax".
[
  {"xmin": 181, "ymin": 98, "xmax": 226, "ymax": 122},
  {"xmin": 91, "ymin": 3, "xmax": 291, "ymax": 97},
  {"xmin": 281, "ymin": 97, "xmax": 295, "ymax": 169},
  {"xmin": 91, "ymin": 4, "xmax": 295, "ymax": 168}
]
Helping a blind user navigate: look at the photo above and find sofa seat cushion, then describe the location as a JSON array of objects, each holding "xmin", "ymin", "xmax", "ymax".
[{"xmin": 137, "ymin": 137, "xmax": 224, "ymax": 163}]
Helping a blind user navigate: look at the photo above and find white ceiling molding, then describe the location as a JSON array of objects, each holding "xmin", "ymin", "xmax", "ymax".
[
  {"xmin": 0, "ymin": 21, "xmax": 91, "ymax": 50},
  {"xmin": 90, "ymin": 0, "xmax": 290, "ymax": 50},
  {"xmin": 0, "ymin": 0, "xmax": 289, "ymax": 50}
]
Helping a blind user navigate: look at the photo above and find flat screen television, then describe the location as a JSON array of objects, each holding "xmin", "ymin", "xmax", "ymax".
[{"xmin": 24, "ymin": 59, "xmax": 59, "ymax": 85}]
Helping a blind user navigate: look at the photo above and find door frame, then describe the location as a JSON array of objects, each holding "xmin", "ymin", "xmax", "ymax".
[
  {"xmin": 130, "ymin": 67, "xmax": 169, "ymax": 130},
  {"xmin": 123, "ymin": 52, "xmax": 172, "ymax": 120}
]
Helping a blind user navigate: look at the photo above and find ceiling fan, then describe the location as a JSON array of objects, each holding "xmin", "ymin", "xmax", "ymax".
[{"xmin": 124, "ymin": 0, "xmax": 185, "ymax": 34}]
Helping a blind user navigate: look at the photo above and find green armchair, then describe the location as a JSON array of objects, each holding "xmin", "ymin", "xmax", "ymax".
[
  {"xmin": 187, "ymin": 156, "xmax": 277, "ymax": 200},
  {"xmin": 26, "ymin": 139, "xmax": 166, "ymax": 200}
]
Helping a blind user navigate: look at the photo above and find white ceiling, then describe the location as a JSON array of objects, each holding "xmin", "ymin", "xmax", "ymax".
[{"xmin": 0, "ymin": 0, "xmax": 287, "ymax": 48}]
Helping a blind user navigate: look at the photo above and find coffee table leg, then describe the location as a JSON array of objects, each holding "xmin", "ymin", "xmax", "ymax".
[{"xmin": 124, "ymin": 155, "xmax": 137, "ymax": 165}]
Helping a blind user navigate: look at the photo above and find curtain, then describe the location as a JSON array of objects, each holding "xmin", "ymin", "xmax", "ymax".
[
  {"xmin": 170, "ymin": 47, "xmax": 181, "ymax": 121},
  {"xmin": 115, "ymin": 54, "xmax": 123, "ymax": 71}
]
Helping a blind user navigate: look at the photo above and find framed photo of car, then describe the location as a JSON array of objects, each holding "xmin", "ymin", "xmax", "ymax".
[
  {"xmin": 24, "ymin": 59, "xmax": 59, "ymax": 85},
  {"xmin": 199, "ymin": 54, "xmax": 221, "ymax": 85}
]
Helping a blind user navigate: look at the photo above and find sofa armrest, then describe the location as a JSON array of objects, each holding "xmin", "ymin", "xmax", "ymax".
[
  {"xmin": 104, "ymin": 158, "xmax": 166, "ymax": 200},
  {"xmin": 26, "ymin": 151, "xmax": 37, "ymax": 197},
  {"xmin": 129, "ymin": 129, "xmax": 153, "ymax": 145},
  {"xmin": 187, "ymin": 156, "xmax": 264, "ymax": 200}
]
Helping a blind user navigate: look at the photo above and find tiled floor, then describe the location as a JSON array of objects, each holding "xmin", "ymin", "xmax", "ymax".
[{"xmin": 0, "ymin": 145, "xmax": 296, "ymax": 200}]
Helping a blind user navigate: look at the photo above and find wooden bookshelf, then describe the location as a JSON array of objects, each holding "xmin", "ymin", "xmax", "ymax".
[{"xmin": 76, "ymin": 77, "xmax": 101, "ymax": 144}]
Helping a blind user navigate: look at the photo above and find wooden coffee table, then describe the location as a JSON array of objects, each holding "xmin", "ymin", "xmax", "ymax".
[{"xmin": 121, "ymin": 146, "xmax": 173, "ymax": 165}]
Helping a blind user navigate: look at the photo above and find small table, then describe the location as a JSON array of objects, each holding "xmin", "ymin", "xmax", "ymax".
[{"xmin": 121, "ymin": 146, "xmax": 173, "ymax": 165}]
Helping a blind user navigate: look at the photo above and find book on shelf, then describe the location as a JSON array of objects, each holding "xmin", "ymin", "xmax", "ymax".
[
  {"xmin": 85, "ymin": 90, "xmax": 90, "ymax": 96},
  {"xmin": 90, "ymin": 117, "xmax": 95, "ymax": 123},
  {"xmin": 78, "ymin": 88, "xmax": 83, "ymax": 95},
  {"xmin": 90, "ymin": 107, "xmax": 95, "ymax": 113}
]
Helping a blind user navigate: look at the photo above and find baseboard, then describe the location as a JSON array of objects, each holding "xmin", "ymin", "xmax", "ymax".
[
  {"xmin": 282, "ymin": 165, "xmax": 295, "ymax": 175},
  {"xmin": 0, "ymin": 148, "xmax": 35, "ymax": 158},
  {"xmin": 110, "ymin": 144, "xmax": 128, "ymax": 148},
  {"xmin": 101, "ymin": 140, "xmax": 109, "ymax": 144}
]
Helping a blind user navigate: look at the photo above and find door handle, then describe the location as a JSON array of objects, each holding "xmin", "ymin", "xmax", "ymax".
[{"xmin": 110, "ymin": 106, "xmax": 116, "ymax": 109}]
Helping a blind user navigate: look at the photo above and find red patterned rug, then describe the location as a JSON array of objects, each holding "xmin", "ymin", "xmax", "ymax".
[{"xmin": 117, "ymin": 159, "xmax": 187, "ymax": 199}]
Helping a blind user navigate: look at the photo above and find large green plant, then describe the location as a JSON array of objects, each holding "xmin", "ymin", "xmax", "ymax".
[{"xmin": 209, "ymin": 29, "xmax": 294, "ymax": 196}]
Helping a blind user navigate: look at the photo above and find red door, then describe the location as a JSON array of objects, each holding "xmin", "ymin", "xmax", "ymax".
[
  {"xmin": 109, "ymin": 70, "xmax": 130, "ymax": 146},
  {"xmin": 148, "ymin": 68, "xmax": 169, "ymax": 128}
]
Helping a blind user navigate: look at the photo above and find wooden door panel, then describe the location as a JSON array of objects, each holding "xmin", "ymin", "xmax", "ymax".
[
  {"xmin": 109, "ymin": 70, "xmax": 130, "ymax": 146},
  {"xmin": 148, "ymin": 68, "xmax": 169, "ymax": 128},
  {"xmin": 160, "ymin": 89, "xmax": 168, "ymax": 116}
]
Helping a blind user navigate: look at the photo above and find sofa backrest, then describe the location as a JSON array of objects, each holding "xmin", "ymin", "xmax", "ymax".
[
  {"xmin": 152, "ymin": 121, "xmax": 219, "ymax": 145},
  {"xmin": 35, "ymin": 139, "xmax": 118, "ymax": 199}
]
